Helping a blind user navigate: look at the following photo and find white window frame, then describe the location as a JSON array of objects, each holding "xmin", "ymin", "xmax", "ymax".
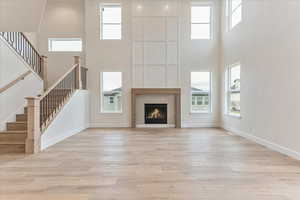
[
  {"xmin": 100, "ymin": 3, "xmax": 122, "ymax": 40},
  {"xmin": 226, "ymin": 0, "xmax": 242, "ymax": 30},
  {"xmin": 190, "ymin": 2, "xmax": 213, "ymax": 40},
  {"xmin": 48, "ymin": 38, "xmax": 82, "ymax": 52},
  {"xmin": 100, "ymin": 72, "xmax": 123, "ymax": 114},
  {"xmin": 190, "ymin": 71, "xmax": 212, "ymax": 114},
  {"xmin": 225, "ymin": 63, "xmax": 241, "ymax": 118}
]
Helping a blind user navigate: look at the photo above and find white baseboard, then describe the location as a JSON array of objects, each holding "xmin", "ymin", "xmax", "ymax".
[
  {"xmin": 223, "ymin": 126, "xmax": 300, "ymax": 161},
  {"xmin": 136, "ymin": 124, "xmax": 175, "ymax": 128},
  {"xmin": 41, "ymin": 125, "xmax": 87, "ymax": 150},
  {"xmin": 88, "ymin": 122, "xmax": 130, "ymax": 128},
  {"xmin": 181, "ymin": 121, "xmax": 220, "ymax": 128}
]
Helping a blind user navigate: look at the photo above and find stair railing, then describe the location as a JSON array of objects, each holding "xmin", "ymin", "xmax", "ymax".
[
  {"xmin": 0, "ymin": 32, "xmax": 48, "ymax": 89},
  {"xmin": 25, "ymin": 56, "xmax": 87, "ymax": 154}
]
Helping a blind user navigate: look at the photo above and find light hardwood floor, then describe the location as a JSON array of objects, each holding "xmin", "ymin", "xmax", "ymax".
[{"xmin": 1, "ymin": 128, "xmax": 300, "ymax": 200}]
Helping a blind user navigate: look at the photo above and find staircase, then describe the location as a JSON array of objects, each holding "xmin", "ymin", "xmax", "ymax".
[
  {"xmin": 0, "ymin": 107, "xmax": 28, "ymax": 153},
  {"xmin": 0, "ymin": 32, "xmax": 88, "ymax": 154}
]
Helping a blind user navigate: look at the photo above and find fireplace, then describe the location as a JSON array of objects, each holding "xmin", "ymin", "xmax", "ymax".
[{"xmin": 145, "ymin": 104, "xmax": 167, "ymax": 124}]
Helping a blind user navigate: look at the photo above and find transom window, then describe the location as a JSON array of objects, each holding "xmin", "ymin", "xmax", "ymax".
[
  {"xmin": 100, "ymin": 4, "xmax": 122, "ymax": 40},
  {"xmin": 191, "ymin": 4, "xmax": 212, "ymax": 39},
  {"xmin": 227, "ymin": 0, "xmax": 242, "ymax": 30},
  {"xmin": 191, "ymin": 72, "xmax": 211, "ymax": 113},
  {"xmin": 48, "ymin": 38, "xmax": 82, "ymax": 52},
  {"xmin": 226, "ymin": 64, "xmax": 241, "ymax": 117}
]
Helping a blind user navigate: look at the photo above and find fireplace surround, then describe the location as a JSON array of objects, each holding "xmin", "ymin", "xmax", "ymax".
[{"xmin": 131, "ymin": 88, "xmax": 181, "ymax": 128}]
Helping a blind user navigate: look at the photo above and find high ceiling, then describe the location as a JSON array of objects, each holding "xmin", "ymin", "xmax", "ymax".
[{"xmin": 0, "ymin": 0, "xmax": 47, "ymax": 31}]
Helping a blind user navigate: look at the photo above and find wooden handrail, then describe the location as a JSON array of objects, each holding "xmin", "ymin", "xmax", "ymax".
[
  {"xmin": 0, "ymin": 32, "xmax": 47, "ymax": 81},
  {"xmin": 20, "ymin": 33, "xmax": 40, "ymax": 58},
  {"xmin": 25, "ymin": 56, "xmax": 87, "ymax": 153},
  {"xmin": 0, "ymin": 71, "xmax": 31, "ymax": 94},
  {"xmin": 39, "ymin": 64, "xmax": 78, "ymax": 100}
]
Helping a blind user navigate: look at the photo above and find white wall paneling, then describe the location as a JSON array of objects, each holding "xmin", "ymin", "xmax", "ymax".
[{"xmin": 132, "ymin": 11, "xmax": 180, "ymax": 88}]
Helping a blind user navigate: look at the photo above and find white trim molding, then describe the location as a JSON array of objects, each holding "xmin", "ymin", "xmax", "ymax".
[
  {"xmin": 223, "ymin": 126, "xmax": 300, "ymax": 161},
  {"xmin": 181, "ymin": 121, "xmax": 220, "ymax": 128},
  {"xmin": 89, "ymin": 122, "xmax": 130, "ymax": 128}
]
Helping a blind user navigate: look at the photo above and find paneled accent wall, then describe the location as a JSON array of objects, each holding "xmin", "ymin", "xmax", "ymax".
[{"xmin": 132, "ymin": 0, "xmax": 180, "ymax": 88}]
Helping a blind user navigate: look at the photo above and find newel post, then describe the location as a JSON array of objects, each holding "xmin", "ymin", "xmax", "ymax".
[
  {"xmin": 74, "ymin": 56, "xmax": 82, "ymax": 89},
  {"xmin": 40, "ymin": 55, "xmax": 48, "ymax": 91},
  {"xmin": 25, "ymin": 97, "xmax": 41, "ymax": 154}
]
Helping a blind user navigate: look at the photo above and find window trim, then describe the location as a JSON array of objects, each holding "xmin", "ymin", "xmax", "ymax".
[
  {"xmin": 190, "ymin": 71, "xmax": 212, "ymax": 114},
  {"xmin": 226, "ymin": 0, "xmax": 242, "ymax": 31},
  {"xmin": 48, "ymin": 38, "xmax": 82, "ymax": 52},
  {"xmin": 225, "ymin": 63, "xmax": 241, "ymax": 118},
  {"xmin": 190, "ymin": 2, "xmax": 213, "ymax": 40},
  {"xmin": 100, "ymin": 72, "xmax": 123, "ymax": 114},
  {"xmin": 100, "ymin": 3, "xmax": 122, "ymax": 40}
]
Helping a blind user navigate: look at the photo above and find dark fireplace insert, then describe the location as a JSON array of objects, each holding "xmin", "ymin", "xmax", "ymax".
[{"xmin": 145, "ymin": 104, "xmax": 167, "ymax": 124}]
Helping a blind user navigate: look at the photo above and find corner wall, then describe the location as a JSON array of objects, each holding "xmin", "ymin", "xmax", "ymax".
[{"xmin": 220, "ymin": 0, "xmax": 300, "ymax": 158}]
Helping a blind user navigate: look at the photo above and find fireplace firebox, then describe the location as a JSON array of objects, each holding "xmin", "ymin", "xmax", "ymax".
[{"xmin": 145, "ymin": 104, "xmax": 167, "ymax": 124}]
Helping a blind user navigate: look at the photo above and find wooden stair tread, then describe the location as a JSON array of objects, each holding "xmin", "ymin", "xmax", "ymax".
[
  {"xmin": 0, "ymin": 140, "xmax": 25, "ymax": 145},
  {"xmin": 0, "ymin": 144, "xmax": 25, "ymax": 153},
  {"xmin": 0, "ymin": 131, "xmax": 26, "ymax": 134},
  {"xmin": 16, "ymin": 114, "xmax": 27, "ymax": 122},
  {"xmin": 6, "ymin": 122, "xmax": 27, "ymax": 131},
  {"xmin": 7, "ymin": 122, "xmax": 27, "ymax": 124}
]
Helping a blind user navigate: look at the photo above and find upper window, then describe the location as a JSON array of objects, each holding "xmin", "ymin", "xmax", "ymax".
[
  {"xmin": 101, "ymin": 72, "xmax": 122, "ymax": 113},
  {"xmin": 191, "ymin": 72, "xmax": 211, "ymax": 113},
  {"xmin": 191, "ymin": 4, "xmax": 212, "ymax": 39},
  {"xmin": 48, "ymin": 38, "xmax": 82, "ymax": 52},
  {"xmin": 226, "ymin": 64, "xmax": 241, "ymax": 117},
  {"xmin": 227, "ymin": 0, "xmax": 242, "ymax": 30},
  {"xmin": 100, "ymin": 4, "xmax": 122, "ymax": 40}
]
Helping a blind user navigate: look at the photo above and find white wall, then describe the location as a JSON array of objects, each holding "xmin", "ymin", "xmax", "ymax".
[
  {"xmin": 41, "ymin": 90, "xmax": 89, "ymax": 150},
  {"xmin": 0, "ymin": 38, "xmax": 44, "ymax": 131},
  {"xmin": 86, "ymin": 0, "xmax": 221, "ymax": 128},
  {"xmin": 0, "ymin": 0, "xmax": 47, "ymax": 31},
  {"xmin": 39, "ymin": 0, "xmax": 85, "ymax": 86},
  {"xmin": 221, "ymin": 0, "xmax": 300, "ymax": 158}
]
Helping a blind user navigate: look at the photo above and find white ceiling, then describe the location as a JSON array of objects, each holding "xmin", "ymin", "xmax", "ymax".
[{"xmin": 0, "ymin": 0, "xmax": 47, "ymax": 31}]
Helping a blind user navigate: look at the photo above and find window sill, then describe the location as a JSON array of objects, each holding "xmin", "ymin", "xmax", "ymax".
[
  {"xmin": 100, "ymin": 111, "xmax": 123, "ymax": 114},
  {"xmin": 190, "ymin": 111, "xmax": 212, "ymax": 115},
  {"xmin": 225, "ymin": 114, "xmax": 242, "ymax": 119}
]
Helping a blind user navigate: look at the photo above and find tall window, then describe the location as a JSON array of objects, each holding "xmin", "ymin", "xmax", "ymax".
[
  {"xmin": 191, "ymin": 4, "xmax": 212, "ymax": 39},
  {"xmin": 101, "ymin": 72, "xmax": 122, "ymax": 113},
  {"xmin": 48, "ymin": 38, "xmax": 82, "ymax": 52},
  {"xmin": 100, "ymin": 4, "xmax": 122, "ymax": 40},
  {"xmin": 226, "ymin": 64, "xmax": 241, "ymax": 117},
  {"xmin": 191, "ymin": 72, "xmax": 211, "ymax": 113},
  {"xmin": 227, "ymin": 0, "xmax": 242, "ymax": 30}
]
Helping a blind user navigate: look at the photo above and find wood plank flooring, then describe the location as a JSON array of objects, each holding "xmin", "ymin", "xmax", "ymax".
[{"xmin": 0, "ymin": 128, "xmax": 300, "ymax": 200}]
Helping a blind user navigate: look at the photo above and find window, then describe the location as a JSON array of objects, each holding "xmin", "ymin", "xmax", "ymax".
[
  {"xmin": 226, "ymin": 64, "xmax": 241, "ymax": 117},
  {"xmin": 100, "ymin": 4, "xmax": 122, "ymax": 40},
  {"xmin": 48, "ymin": 38, "xmax": 82, "ymax": 52},
  {"xmin": 101, "ymin": 72, "xmax": 122, "ymax": 113},
  {"xmin": 191, "ymin": 72, "xmax": 211, "ymax": 113},
  {"xmin": 227, "ymin": 0, "xmax": 242, "ymax": 30},
  {"xmin": 191, "ymin": 4, "xmax": 212, "ymax": 39}
]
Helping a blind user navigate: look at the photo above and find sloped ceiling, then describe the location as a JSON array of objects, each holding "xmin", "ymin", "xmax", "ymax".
[{"xmin": 0, "ymin": 0, "xmax": 47, "ymax": 31}]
